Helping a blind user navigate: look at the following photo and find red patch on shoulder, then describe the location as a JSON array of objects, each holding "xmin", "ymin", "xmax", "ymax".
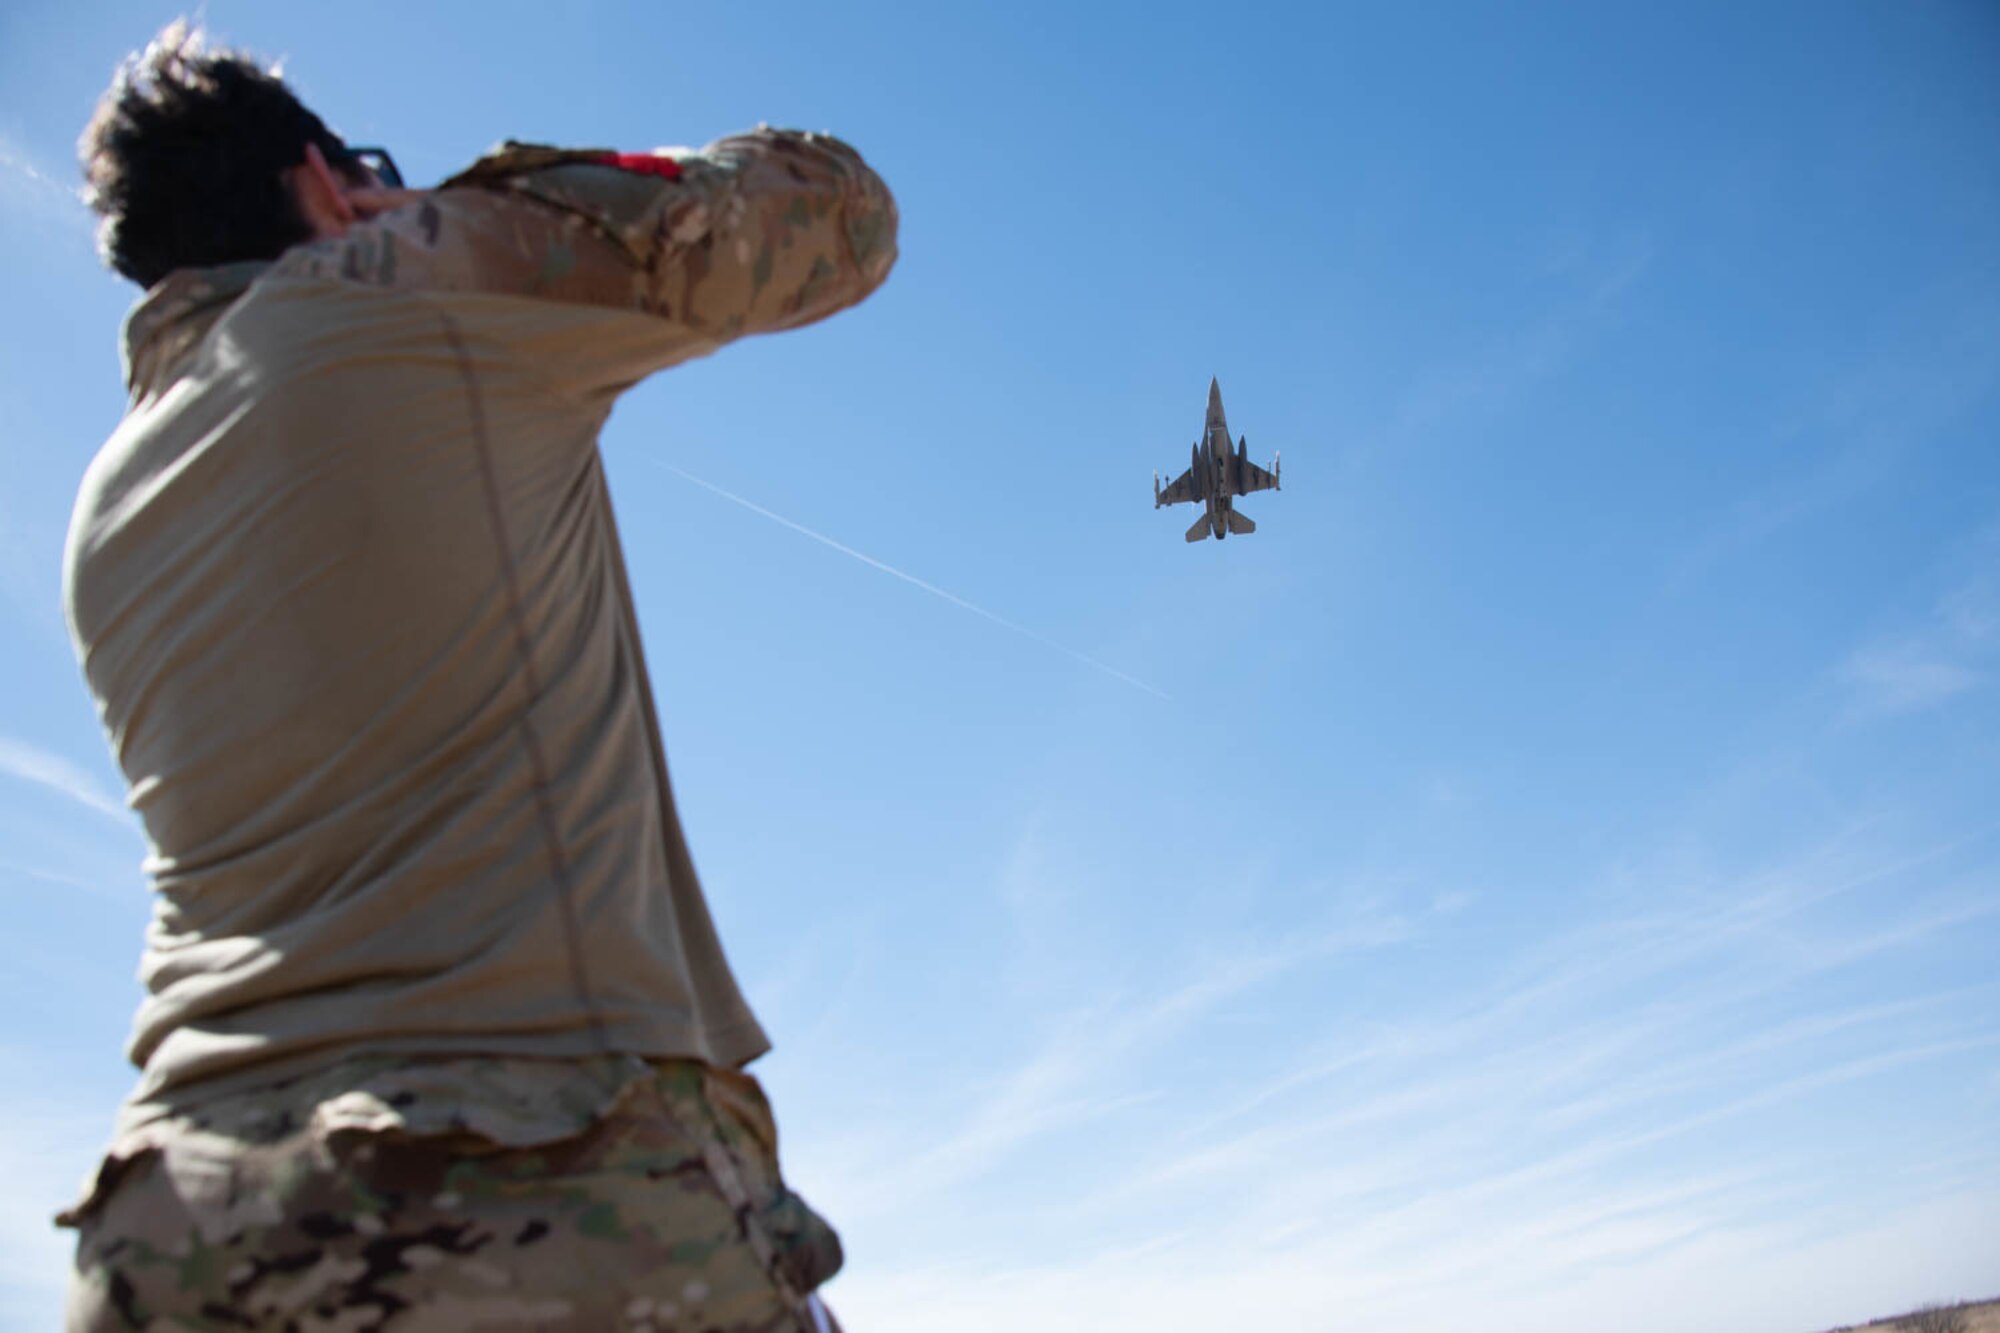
[{"xmin": 592, "ymin": 152, "xmax": 683, "ymax": 180}]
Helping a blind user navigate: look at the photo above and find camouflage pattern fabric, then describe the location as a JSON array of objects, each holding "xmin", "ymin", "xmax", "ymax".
[
  {"xmin": 79, "ymin": 1053, "xmax": 680, "ymax": 1174},
  {"xmin": 271, "ymin": 128, "xmax": 898, "ymax": 350},
  {"xmin": 65, "ymin": 1061, "xmax": 842, "ymax": 1332}
]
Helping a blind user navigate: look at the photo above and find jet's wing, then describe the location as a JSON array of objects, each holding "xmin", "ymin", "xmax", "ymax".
[
  {"xmin": 1155, "ymin": 467, "xmax": 1199, "ymax": 507},
  {"xmin": 1237, "ymin": 456, "xmax": 1279, "ymax": 495}
]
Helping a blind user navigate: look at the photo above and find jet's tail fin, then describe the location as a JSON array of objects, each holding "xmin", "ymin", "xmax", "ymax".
[
  {"xmin": 1185, "ymin": 514, "xmax": 1212, "ymax": 542},
  {"xmin": 1225, "ymin": 510, "xmax": 1256, "ymax": 536}
]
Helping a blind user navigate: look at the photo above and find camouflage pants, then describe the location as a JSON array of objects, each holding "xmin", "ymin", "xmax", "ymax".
[{"xmin": 66, "ymin": 1063, "xmax": 844, "ymax": 1332}]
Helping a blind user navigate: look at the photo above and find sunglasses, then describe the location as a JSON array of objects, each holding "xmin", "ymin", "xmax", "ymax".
[{"xmin": 341, "ymin": 146, "xmax": 404, "ymax": 189}]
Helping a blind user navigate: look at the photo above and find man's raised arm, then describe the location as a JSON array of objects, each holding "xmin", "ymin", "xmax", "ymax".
[{"xmin": 275, "ymin": 127, "xmax": 898, "ymax": 367}]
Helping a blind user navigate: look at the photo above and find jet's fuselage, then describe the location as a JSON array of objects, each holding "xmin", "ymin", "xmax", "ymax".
[{"xmin": 1201, "ymin": 381, "xmax": 1237, "ymax": 538}]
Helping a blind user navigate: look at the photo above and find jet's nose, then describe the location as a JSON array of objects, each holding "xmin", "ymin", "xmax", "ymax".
[{"xmin": 1207, "ymin": 376, "xmax": 1223, "ymax": 417}]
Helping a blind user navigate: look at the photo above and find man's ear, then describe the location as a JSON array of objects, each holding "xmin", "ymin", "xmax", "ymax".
[{"xmin": 289, "ymin": 143, "xmax": 359, "ymax": 239}]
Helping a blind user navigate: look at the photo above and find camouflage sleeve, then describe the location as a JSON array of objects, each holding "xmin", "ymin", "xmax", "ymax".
[{"xmin": 274, "ymin": 127, "xmax": 898, "ymax": 355}]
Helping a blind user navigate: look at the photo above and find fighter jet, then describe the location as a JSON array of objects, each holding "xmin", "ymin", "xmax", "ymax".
[{"xmin": 1153, "ymin": 377, "xmax": 1280, "ymax": 541}]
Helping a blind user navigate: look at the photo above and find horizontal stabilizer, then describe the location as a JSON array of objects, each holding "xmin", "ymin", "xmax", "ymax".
[
  {"xmin": 1186, "ymin": 514, "xmax": 1212, "ymax": 542},
  {"xmin": 1225, "ymin": 509, "xmax": 1256, "ymax": 535}
]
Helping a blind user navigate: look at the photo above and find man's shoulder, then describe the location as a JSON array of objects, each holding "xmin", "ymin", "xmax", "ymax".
[
  {"xmin": 438, "ymin": 140, "xmax": 627, "ymax": 189},
  {"xmin": 434, "ymin": 141, "xmax": 702, "ymax": 258}
]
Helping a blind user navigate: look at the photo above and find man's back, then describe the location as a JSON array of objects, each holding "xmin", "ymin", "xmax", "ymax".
[
  {"xmin": 67, "ymin": 246, "xmax": 770, "ymax": 1118},
  {"xmin": 66, "ymin": 130, "xmax": 895, "ymax": 1133}
]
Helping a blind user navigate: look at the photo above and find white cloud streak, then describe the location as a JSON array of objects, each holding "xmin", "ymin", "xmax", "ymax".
[
  {"xmin": 804, "ymin": 897, "xmax": 1425, "ymax": 1225},
  {"xmin": 1669, "ymin": 312, "xmax": 2000, "ymax": 594},
  {"xmin": 1373, "ymin": 232, "xmax": 1654, "ymax": 452},
  {"xmin": 797, "ymin": 819, "xmax": 1999, "ymax": 1333},
  {"xmin": 0, "ymin": 737, "xmax": 127, "ymax": 821},
  {"xmin": 0, "ymin": 132, "xmax": 89, "ymax": 235},
  {"xmin": 1842, "ymin": 646, "xmax": 1981, "ymax": 716},
  {"xmin": 642, "ymin": 459, "xmax": 1171, "ymax": 700},
  {"xmin": 1840, "ymin": 516, "xmax": 2000, "ymax": 720},
  {"xmin": 0, "ymin": 1069, "xmax": 113, "ymax": 1332},
  {"xmin": 831, "ymin": 1186, "xmax": 2000, "ymax": 1333},
  {"xmin": 0, "ymin": 859, "xmax": 127, "ymax": 906}
]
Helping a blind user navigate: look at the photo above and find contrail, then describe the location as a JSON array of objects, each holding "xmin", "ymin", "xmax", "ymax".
[
  {"xmin": 0, "ymin": 141, "xmax": 61, "ymax": 190},
  {"xmin": 0, "ymin": 135, "xmax": 87, "ymax": 219},
  {"xmin": 642, "ymin": 460, "xmax": 1170, "ymax": 701},
  {"xmin": 0, "ymin": 736, "xmax": 129, "ymax": 822}
]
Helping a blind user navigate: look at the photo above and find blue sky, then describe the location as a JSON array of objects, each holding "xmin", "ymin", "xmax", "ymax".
[{"xmin": 3, "ymin": 3, "xmax": 1998, "ymax": 1329}]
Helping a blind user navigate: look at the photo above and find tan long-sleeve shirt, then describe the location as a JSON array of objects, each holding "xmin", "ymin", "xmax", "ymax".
[{"xmin": 62, "ymin": 128, "xmax": 897, "ymax": 1144}]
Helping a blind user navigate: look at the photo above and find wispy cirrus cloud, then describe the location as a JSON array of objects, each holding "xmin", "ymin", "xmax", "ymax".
[
  {"xmin": 804, "ymin": 814, "xmax": 1999, "ymax": 1333},
  {"xmin": 0, "ymin": 858, "xmax": 128, "ymax": 907},
  {"xmin": 0, "ymin": 1058, "xmax": 127, "ymax": 1332},
  {"xmin": 0, "ymin": 736, "xmax": 126, "ymax": 821},
  {"xmin": 1379, "ymin": 231, "xmax": 1655, "ymax": 449},
  {"xmin": 835, "ymin": 1184, "xmax": 2000, "ymax": 1333},
  {"xmin": 1668, "ymin": 306, "xmax": 2000, "ymax": 595},
  {"xmin": 1841, "ymin": 645, "xmax": 1981, "ymax": 717},
  {"xmin": 0, "ymin": 131, "xmax": 88, "ymax": 235},
  {"xmin": 1839, "ymin": 516, "xmax": 2000, "ymax": 720},
  {"xmin": 814, "ymin": 897, "xmax": 1424, "ymax": 1225}
]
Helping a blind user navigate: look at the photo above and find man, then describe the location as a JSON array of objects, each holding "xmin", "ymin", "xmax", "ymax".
[{"xmin": 59, "ymin": 21, "xmax": 896, "ymax": 1331}]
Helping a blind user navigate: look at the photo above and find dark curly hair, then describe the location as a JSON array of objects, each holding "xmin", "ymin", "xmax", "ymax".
[{"xmin": 80, "ymin": 22, "xmax": 358, "ymax": 288}]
